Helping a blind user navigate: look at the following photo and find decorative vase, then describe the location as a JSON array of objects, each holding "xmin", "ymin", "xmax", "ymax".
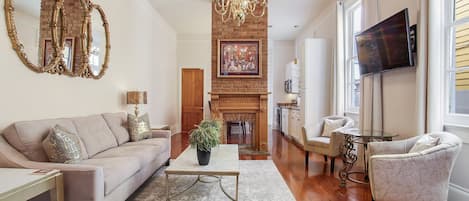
[{"xmin": 197, "ymin": 148, "xmax": 211, "ymax": 166}]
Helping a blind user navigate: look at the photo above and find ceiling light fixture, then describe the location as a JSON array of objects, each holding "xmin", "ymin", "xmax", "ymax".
[{"xmin": 213, "ymin": 0, "xmax": 267, "ymax": 26}]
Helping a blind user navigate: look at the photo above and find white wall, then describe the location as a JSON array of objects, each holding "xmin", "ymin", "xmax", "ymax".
[
  {"xmin": 295, "ymin": 1, "xmax": 337, "ymax": 59},
  {"xmin": 271, "ymin": 40, "xmax": 295, "ymax": 128},
  {"xmin": 0, "ymin": 0, "xmax": 178, "ymax": 132},
  {"xmin": 176, "ymin": 34, "xmax": 212, "ymax": 132},
  {"xmin": 293, "ymin": 1, "xmax": 337, "ymax": 122},
  {"xmin": 363, "ymin": 0, "xmax": 469, "ymax": 200},
  {"xmin": 362, "ymin": 0, "xmax": 419, "ymax": 140}
]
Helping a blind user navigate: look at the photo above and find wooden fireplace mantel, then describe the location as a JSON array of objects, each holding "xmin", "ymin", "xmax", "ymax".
[
  {"xmin": 209, "ymin": 91, "xmax": 270, "ymax": 152},
  {"xmin": 209, "ymin": 92, "xmax": 271, "ymax": 95}
]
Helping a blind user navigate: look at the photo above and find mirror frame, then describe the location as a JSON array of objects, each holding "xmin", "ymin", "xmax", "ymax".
[
  {"xmin": 80, "ymin": 1, "xmax": 110, "ymax": 79},
  {"xmin": 4, "ymin": 0, "xmax": 64, "ymax": 73}
]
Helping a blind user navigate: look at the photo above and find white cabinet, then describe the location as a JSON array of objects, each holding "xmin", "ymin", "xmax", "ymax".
[
  {"xmin": 299, "ymin": 38, "xmax": 331, "ymax": 129},
  {"xmin": 288, "ymin": 109, "xmax": 302, "ymax": 144},
  {"xmin": 281, "ymin": 108, "xmax": 289, "ymax": 134}
]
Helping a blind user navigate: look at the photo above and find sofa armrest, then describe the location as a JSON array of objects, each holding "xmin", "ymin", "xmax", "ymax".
[
  {"xmin": 0, "ymin": 137, "xmax": 104, "ymax": 201},
  {"xmin": 368, "ymin": 135, "xmax": 421, "ymax": 156},
  {"xmin": 152, "ymin": 129, "xmax": 171, "ymax": 139},
  {"xmin": 25, "ymin": 161, "xmax": 105, "ymax": 201},
  {"xmin": 368, "ymin": 146, "xmax": 459, "ymax": 201}
]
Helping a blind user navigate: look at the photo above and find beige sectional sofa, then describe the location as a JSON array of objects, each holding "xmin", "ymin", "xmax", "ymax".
[{"xmin": 0, "ymin": 112, "xmax": 171, "ymax": 201}]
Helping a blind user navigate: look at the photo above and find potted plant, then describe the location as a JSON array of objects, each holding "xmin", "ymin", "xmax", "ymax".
[{"xmin": 189, "ymin": 119, "xmax": 221, "ymax": 165}]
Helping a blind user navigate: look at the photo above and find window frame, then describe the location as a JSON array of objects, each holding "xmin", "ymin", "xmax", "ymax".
[
  {"xmin": 444, "ymin": 0, "xmax": 469, "ymax": 126},
  {"xmin": 344, "ymin": 0, "xmax": 361, "ymax": 115}
]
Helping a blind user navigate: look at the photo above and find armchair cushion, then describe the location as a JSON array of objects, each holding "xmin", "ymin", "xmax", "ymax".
[
  {"xmin": 305, "ymin": 137, "xmax": 330, "ymax": 148},
  {"xmin": 321, "ymin": 119, "xmax": 345, "ymax": 137},
  {"xmin": 408, "ymin": 135, "xmax": 440, "ymax": 153}
]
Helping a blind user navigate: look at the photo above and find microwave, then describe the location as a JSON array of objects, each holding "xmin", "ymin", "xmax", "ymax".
[{"xmin": 284, "ymin": 79, "xmax": 292, "ymax": 93}]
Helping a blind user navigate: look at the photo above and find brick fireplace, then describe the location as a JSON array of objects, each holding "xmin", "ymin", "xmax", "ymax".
[
  {"xmin": 210, "ymin": 92, "xmax": 269, "ymax": 151},
  {"xmin": 211, "ymin": 2, "xmax": 268, "ymax": 152}
]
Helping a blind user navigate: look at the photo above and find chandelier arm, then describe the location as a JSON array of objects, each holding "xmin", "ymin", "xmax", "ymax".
[{"xmin": 250, "ymin": 6, "xmax": 266, "ymax": 17}]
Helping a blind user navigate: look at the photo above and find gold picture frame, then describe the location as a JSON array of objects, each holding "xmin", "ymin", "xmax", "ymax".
[{"xmin": 217, "ymin": 39, "xmax": 262, "ymax": 78}]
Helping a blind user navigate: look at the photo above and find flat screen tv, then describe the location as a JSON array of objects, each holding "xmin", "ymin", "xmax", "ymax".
[{"xmin": 355, "ymin": 8, "xmax": 414, "ymax": 75}]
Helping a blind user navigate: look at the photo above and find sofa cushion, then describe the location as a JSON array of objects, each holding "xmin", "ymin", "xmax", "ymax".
[
  {"xmin": 305, "ymin": 137, "xmax": 330, "ymax": 148},
  {"xmin": 2, "ymin": 119, "xmax": 87, "ymax": 162},
  {"xmin": 79, "ymin": 157, "xmax": 140, "ymax": 195},
  {"xmin": 72, "ymin": 115, "xmax": 118, "ymax": 157},
  {"xmin": 102, "ymin": 113, "xmax": 130, "ymax": 145},
  {"xmin": 42, "ymin": 125, "xmax": 85, "ymax": 163},
  {"xmin": 128, "ymin": 113, "xmax": 152, "ymax": 142},
  {"xmin": 92, "ymin": 145, "xmax": 161, "ymax": 167}
]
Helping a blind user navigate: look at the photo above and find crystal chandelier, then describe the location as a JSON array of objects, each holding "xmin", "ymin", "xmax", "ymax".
[{"xmin": 213, "ymin": 0, "xmax": 267, "ymax": 26}]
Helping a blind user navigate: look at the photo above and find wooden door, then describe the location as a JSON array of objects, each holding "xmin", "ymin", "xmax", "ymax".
[{"xmin": 181, "ymin": 69, "xmax": 204, "ymax": 134}]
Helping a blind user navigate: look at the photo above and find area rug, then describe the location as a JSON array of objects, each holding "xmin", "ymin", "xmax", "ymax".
[
  {"xmin": 238, "ymin": 145, "xmax": 270, "ymax": 156},
  {"xmin": 130, "ymin": 160, "xmax": 295, "ymax": 201}
]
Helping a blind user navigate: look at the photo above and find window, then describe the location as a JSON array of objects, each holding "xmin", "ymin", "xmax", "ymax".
[
  {"xmin": 445, "ymin": 0, "xmax": 469, "ymax": 125},
  {"xmin": 344, "ymin": 2, "xmax": 361, "ymax": 114}
]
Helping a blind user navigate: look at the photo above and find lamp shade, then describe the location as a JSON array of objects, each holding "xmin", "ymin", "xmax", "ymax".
[{"xmin": 127, "ymin": 91, "xmax": 147, "ymax": 105}]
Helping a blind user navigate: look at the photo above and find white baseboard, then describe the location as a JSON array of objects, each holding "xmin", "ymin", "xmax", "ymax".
[{"xmin": 449, "ymin": 183, "xmax": 469, "ymax": 201}]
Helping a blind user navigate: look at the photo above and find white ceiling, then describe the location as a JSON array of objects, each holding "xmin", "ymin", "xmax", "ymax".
[
  {"xmin": 268, "ymin": 0, "xmax": 329, "ymax": 40},
  {"xmin": 149, "ymin": 0, "xmax": 212, "ymax": 36},
  {"xmin": 149, "ymin": 0, "xmax": 330, "ymax": 40}
]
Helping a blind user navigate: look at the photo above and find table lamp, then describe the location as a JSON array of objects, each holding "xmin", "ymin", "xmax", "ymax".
[{"xmin": 127, "ymin": 91, "xmax": 147, "ymax": 117}]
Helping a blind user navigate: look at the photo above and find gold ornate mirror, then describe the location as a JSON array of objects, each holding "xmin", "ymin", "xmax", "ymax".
[
  {"xmin": 4, "ymin": 0, "xmax": 64, "ymax": 73},
  {"xmin": 47, "ymin": 0, "xmax": 89, "ymax": 76},
  {"xmin": 80, "ymin": 2, "xmax": 110, "ymax": 79},
  {"xmin": 4, "ymin": 0, "xmax": 110, "ymax": 79}
]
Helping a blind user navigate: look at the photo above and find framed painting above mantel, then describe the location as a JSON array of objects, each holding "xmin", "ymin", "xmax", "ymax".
[{"xmin": 217, "ymin": 39, "xmax": 262, "ymax": 78}]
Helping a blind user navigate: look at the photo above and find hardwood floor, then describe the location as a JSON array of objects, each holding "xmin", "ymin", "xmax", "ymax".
[{"xmin": 171, "ymin": 129, "xmax": 372, "ymax": 201}]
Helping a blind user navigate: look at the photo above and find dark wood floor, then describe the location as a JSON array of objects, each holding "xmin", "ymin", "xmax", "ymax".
[{"xmin": 171, "ymin": 129, "xmax": 372, "ymax": 201}]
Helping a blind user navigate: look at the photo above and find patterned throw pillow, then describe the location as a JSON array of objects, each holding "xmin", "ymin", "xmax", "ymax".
[
  {"xmin": 409, "ymin": 135, "xmax": 440, "ymax": 153},
  {"xmin": 321, "ymin": 119, "xmax": 345, "ymax": 137},
  {"xmin": 128, "ymin": 113, "xmax": 152, "ymax": 142},
  {"xmin": 42, "ymin": 125, "xmax": 84, "ymax": 163}
]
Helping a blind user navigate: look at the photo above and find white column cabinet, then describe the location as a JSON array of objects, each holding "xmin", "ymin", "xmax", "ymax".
[{"xmin": 297, "ymin": 38, "xmax": 332, "ymax": 145}]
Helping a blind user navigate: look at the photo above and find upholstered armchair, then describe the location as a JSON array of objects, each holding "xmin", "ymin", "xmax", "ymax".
[
  {"xmin": 368, "ymin": 132, "xmax": 462, "ymax": 201},
  {"xmin": 302, "ymin": 116, "xmax": 354, "ymax": 172}
]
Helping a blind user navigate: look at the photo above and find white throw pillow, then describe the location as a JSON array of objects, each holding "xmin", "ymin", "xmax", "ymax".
[
  {"xmin": 321, "ymin": 119, "xmax": 345, "ymax": 137},
  {"xmin": 409, "ymin": 135, "xmax": 440, "ymax": 153}
]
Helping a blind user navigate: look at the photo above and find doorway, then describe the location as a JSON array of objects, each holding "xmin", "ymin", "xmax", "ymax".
[{"xmin": 181, "ymin": 68, "xmax": 204, "ymax": 134}]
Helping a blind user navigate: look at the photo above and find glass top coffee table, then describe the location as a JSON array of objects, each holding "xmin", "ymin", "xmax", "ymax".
[{"xmin": 165, "ymin": 144, "xmax": 240, "ymax": 201}]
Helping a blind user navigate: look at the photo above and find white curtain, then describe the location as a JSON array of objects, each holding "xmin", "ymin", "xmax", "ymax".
[
  {"xmin": 333, "ymin": 0, "xmax": 345, "ymax": 116},
  {"xmin": 425, "ymin": 0, "xmax": 445, "ymax": 132},
  {"xmin": 415, "ymin": 0, "xmax": 429, "ymax": 134}
]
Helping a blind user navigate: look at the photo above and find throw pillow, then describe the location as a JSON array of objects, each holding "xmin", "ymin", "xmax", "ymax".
[
  {"xmin": 128, "ymin": 113, "xmax": 152, "ymax": 142},
  {"xmin": 409, "ymin": 135, "xmax": 440, "ymax": 153},
  {"xmin": 42, "ymin": 125, "xmax": 84, "ymax": 163},
  {"xmin": 321, "ymin": 119, "xmax": 345, "ymax": 137}
]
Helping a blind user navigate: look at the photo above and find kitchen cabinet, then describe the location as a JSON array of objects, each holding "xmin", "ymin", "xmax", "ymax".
[{"xmin": 288, "ymin": 109, "xmax": 302, "ymax": 145}]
